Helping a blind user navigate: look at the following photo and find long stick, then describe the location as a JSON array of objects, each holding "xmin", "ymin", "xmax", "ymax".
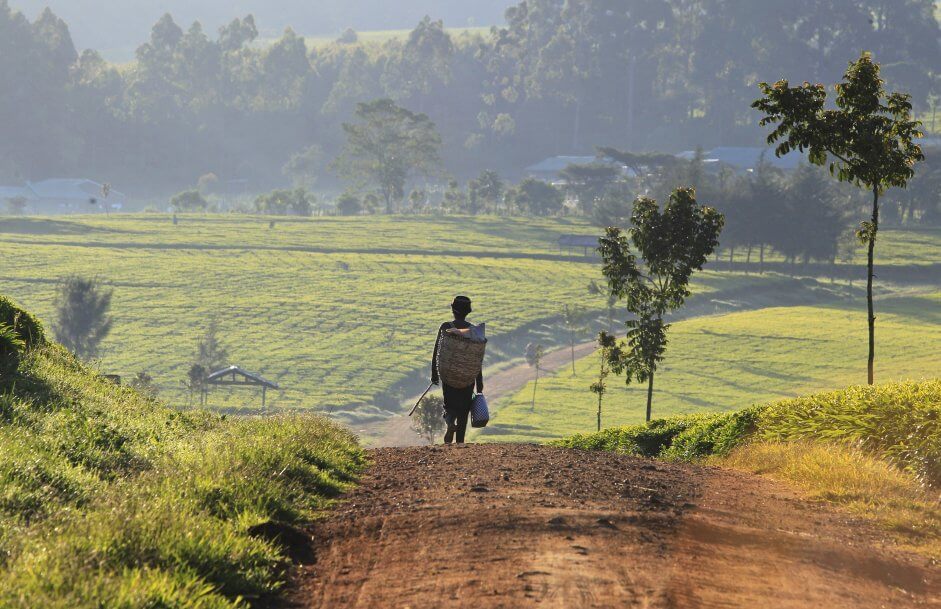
[{"xmin": 408, "ymin": 383, "xmax": 435, "ymax": 417}]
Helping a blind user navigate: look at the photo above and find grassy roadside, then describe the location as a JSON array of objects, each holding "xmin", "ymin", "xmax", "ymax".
[
  {"xmin": 0, "ymin": 296, "xmax": 365, "ymax": 608},
  {"xmin": 486, "ymin": 289, "xmax": 941, "ymax": 443},
  {"xmin": 555, "ymin": 380, "xmax": 941, "ymax": 558}
]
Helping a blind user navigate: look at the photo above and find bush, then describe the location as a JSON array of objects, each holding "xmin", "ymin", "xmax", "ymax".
[
  {"xmin": 556, "ymin": 380, "xmax": 941, "ymax": 486},
  {"xmin": 170, "ymin": 190, "xmax": 209, "ymax": 212},
  {"xmin": 0, "ymin": 295, "xmax": 46, "ymax": 348},
  {"xmin": 758, "ymin": 381, "xmax": 941, "ymax": 486},
  {"xmin": 253, "ymin": 188, "xmax": 314, "ymax": 216},
  {"xmin": 556, "ymin": 408, "xmax": 760, "ymax": 460}
]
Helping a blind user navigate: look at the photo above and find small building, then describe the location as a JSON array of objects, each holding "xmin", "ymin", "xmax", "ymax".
[
  {"xmin": 0, "ymin": 179, "xmax": 126, "ymax": 213},
  {"xmin": 525, "ymin": 156, "xmax": 601, "ymax": 182},
  {"xmin": 557, "ymin": 234, "xmax": 600, "ymax": 257},
  {"xmin": 206, "ymin": 365, "xmax": 280, "ymax": 409}
]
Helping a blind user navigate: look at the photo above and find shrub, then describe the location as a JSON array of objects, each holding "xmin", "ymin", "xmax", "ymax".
[
  {"xmin": 0, "ymin": 295, "xmax": 46, "ymax": 348},
  {"xmin": 556, "ymin": 380, "xmax": 941, "ymax": 486},
  {"xmin": 758, "ymin": 381, "xmax": 941, "ymax": 486},
  {"xmin": 170, "ymin": 190, "xmax": 209, "ymax": 212}
]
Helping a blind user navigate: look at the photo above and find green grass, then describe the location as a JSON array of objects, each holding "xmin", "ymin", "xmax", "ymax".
[
  {"xmin": 0, "ymin": 215, "xmax": 609, "ymax": 418},
  {"xmin": 0, "ymin": 215, "xmax": 936, "ymax": 423},
  {"xmin": 485, "ymin": 291, "xmax": 941, "ymax": 443},
  {"xmin": 0, "ymin": 297, "xmax": 365, "ymax": 608}
]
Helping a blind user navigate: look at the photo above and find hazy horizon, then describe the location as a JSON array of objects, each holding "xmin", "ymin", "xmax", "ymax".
[{"xmin": 9, "ymin": 0, "xmax": 512, "ymax": 60}]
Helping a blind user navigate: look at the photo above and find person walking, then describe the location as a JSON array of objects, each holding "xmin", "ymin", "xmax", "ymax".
[{"xmin": 431, "ymin": 296, "xmax": 484, "ymax": 444}]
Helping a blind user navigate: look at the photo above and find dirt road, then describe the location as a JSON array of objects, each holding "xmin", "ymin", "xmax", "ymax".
[{"xmin": 284, "ymin": 445, "xmax": 939, "ymax": 608}]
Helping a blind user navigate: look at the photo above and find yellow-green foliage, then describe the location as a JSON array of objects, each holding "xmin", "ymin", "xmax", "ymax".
[
  {"xmin": 557, "ymin": 381, "xmax": 941, "ymax": 555},
  {"xmin": 489, "ymin": 292, "xmax": 941, "ymax": 443},
  {"xmin": 557, "ymin": 380, "xmax": 941, "ymax": 485},
  {"xmin": 0, "ymin": 215, "xmax": 609, "ymax": 416},
  {"xmin": 0, "ymin": 299, "xmax": 364, "ymax": 609},
  {"xmin": 758, "ymin": 380, "xmax": 941, "ymax": 485},
  {"xmin": 720, "ymin": 441, "xmax": 941, "ymax": 557}
]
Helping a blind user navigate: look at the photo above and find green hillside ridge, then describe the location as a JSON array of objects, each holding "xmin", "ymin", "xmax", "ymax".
[
  {"xmin": 483, "ymin": 290, "xmax": 941, "ymax": 443},
  {"xmin": 0, "ymin": 296, "xmax": 364, "ymax": 608}
]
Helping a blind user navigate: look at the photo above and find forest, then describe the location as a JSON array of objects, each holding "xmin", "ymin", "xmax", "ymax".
[{"xmin": 1, "ymin": 0, "xmax": 939, "ymax": 195}]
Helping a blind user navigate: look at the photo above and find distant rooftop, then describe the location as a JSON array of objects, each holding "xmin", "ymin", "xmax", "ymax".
[
  {"xmin": 676, "ymin": 147, "xmax": 805, "ymax": 171},
  {"xmin": 525, "ymin": 156, "xmax": 602, "ymax": 174}
]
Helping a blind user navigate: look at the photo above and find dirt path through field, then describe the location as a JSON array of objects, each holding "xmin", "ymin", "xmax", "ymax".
[
  {"xmin": 362, "ymin": 340, "xmax": 597, "ymax": 447},
  {"xmin": 284, "ymin": 444, "xmax": 939, "ymax": 609}
]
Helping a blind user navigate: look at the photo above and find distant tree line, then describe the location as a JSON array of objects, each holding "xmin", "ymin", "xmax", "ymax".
[{"xmin": 1, "ymin": 1, "xmax": 938, "ymax": 195}]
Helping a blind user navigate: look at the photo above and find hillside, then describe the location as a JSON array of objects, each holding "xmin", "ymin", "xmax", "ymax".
[
  {"xmin": 485, "ymin": 289, "xmax": 941, "ymax": 443},
  {"xmin": 0, "ymin": 296, "xmax": 365, "ymax": 608}
]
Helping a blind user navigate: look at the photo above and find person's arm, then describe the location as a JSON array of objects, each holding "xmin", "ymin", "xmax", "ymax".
[
  {"xmin": 431, "ymin": 323, "xmax": 445, "ymax": 385},
  {"xmin": 476, "ymin": 370, "xmax": 484, "ymax": 394}
]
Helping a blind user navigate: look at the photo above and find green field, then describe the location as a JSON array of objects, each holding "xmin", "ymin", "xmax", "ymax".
[
  {"xmin": 0, "ymin": 215, "xmax": 936, "ymax": 424},
  {"xmin": 483, "ymin": 290, "xmax": 941, "ymax": 443},
  {"xmin": 0, "ymin": 215, "xmax": 611, "ymax": 419}
]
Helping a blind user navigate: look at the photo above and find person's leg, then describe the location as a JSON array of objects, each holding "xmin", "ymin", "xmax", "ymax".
[
  {"xmin": 455, "ymin": 407, "xmax": 470, "ymax": 443},
  {"xmin": 443, "ymin": 410, "xmax": 456, "ymax": 444}
]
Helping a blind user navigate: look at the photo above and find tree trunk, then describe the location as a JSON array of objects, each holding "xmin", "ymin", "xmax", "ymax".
[
  {"xmin": 571, "ymin": 339, "xmax": 576, "ymax": 376},
  {"xmin": 867, "ymin": 187, "xmax": 879, "ymax": 385},
  {"xmin": 745, "ymin": 245, "xmax": 752, "ymax": 274},
  {"xmin": 597, "ymin": 394, "xmax": 602, "ymax": 432},
  {"xmin": 645, "ymin": 367, "xmax": 655, "ymax": 423},
  {"xmin": 572, "ymin": 98, "xmax": 582, "ymax": 151},
  {"xmin": 531, "ymin": 368, "xmax": 539, "ymax": 411},
  {"xmin": 728, "ymin": 247, "xmax": 734, "ymax": 272},
  {"xmin": 759, "ymin": 243, "xmax": 765, "ymax": 275}
]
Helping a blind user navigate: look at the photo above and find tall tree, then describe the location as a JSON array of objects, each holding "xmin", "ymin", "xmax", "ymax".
[
  {"xmin": 53, "ymin": 276, "xmax": 113, "ymax": 360},
  {"xmin": 753, "ymin": 52, "xmax": 924, "ymax": 384},
  {"xmin": 334, "ymin": 98, "xmax": 442, "ymax": 214},
  {"xmin": 559, "ymin": 163, "xmax": 622, "ymax": 215},
  {"xmin": 599, "ymin": 188, "xmax": 724, "ymax": 421}
]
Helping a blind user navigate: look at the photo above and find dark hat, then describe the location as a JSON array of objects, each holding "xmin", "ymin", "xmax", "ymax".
[{"xmin": 451, "ymin": 295, "xmax": 472, "ymax": 315}]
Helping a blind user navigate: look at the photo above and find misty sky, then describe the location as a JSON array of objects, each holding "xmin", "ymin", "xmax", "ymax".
[{"xmin": 10, "ymin": 0, "xmax": 512, "ymax": 59}]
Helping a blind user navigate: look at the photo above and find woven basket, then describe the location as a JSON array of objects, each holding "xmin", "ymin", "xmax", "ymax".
[{"xmin": 436, "ymin": 331, "xmax": 487, "ymax": 389}]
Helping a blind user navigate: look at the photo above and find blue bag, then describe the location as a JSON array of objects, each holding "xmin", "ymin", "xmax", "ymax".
[{"xmin": 471, "ymin": 393, "xmax": 490, "ymax": 428}]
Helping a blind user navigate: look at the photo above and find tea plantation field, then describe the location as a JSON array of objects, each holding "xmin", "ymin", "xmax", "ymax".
[
  {"xmin": 0, "ymin": 215, "xmax": 605, "ymax": 417},
  {"xmin": 482, "ymin": 290, "xmax": 941, "ymax": 443},
  {"xmin": 1, "ymin": 215, "xmax": 936, "ymax": 424}
]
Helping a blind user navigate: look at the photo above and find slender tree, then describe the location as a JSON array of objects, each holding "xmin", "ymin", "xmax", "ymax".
[
  {"xmin": 590, "ymin": 332, "xmax": 620, "ymax": 432},
  {"xmin": 753, "ymin": 52, "xmax": 924, "ymax": 384},
  {"xmin": 53, "ymin": 276, "xmax": 114, "ymax": 360},
  {"xmin": 599, "ymin": 188, "xmax": 723, "ymax": 421},
  {"xmin": 560, "ymin": 304, "xmax": 588, "ymax": 376},
  {"xmin": 525, "ymin": 342, "xmax": 545, "ymax": 412}
]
